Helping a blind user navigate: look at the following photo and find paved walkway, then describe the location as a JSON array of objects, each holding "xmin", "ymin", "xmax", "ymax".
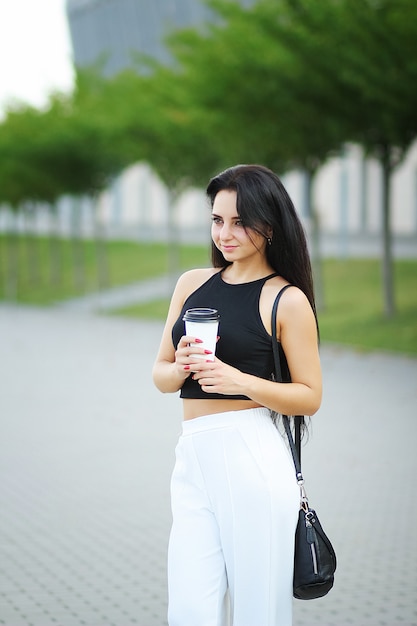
[
  {"xmin": 53, "ymin": 276, "xmax": 179, "ymax": 315},
  {"xmin": 1, "ymin": 301, "xmax": 417, "ymax": 626}
]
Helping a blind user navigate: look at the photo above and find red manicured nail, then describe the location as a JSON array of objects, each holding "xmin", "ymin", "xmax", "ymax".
[
  {"xmin": 194, "ymin": 338, "xmax": 203, "ymax": 343},
  {"xmin": 184, "ymin": 365, "xmax": 190, "ymax": 371},
  {"xmin": 204, "ymin": 349, "xmax": 212, "ymax": 354}
]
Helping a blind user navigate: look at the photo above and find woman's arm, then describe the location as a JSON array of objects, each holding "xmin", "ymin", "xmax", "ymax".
[
  {"xmin": 192, "ymin": 287, "xmax": 322, "ymax": 416},
  {"xmin": 152, "ymin": 268, "xmax": 216, "ymax": 393}
]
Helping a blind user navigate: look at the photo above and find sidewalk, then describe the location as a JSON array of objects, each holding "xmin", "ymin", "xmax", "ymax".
[
  {"xmin": 1, "ymin": 304, "xmax": 416, "ymax": 626},
  {"xmin": 53, "ymin": 275, "xmax": 178, "ymax": 314}
]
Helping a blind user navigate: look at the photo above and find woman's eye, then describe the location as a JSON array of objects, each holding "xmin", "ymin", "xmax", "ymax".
[{"xmin": 211, "ymin": 217, "xmax": 222, "ymax": 224}]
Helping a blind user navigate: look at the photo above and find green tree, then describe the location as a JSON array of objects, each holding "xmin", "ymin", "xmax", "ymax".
[
  {"xmin": 103, "ymin": 66, "xmax": 221, "ymax": 277},
  {"xmin": 160, "ymin": 0, "xmax": 349, "ymax": 306},
  {"xmin": 340, "ymin": 0, "xmax": 417, "ymax": 318},
  {"xmin": 0, "ymin": 75, "xmax": 131, "ymax": 296},
  {"xmin": 0, "ymin": 103, "xmax": 55, "ymax": 298},
  {"xmin": 270, "ymin": 0, "xmax": 417, "ymax": 317},
  {"xmin": 49, "ymin": 74, "xmax": 134, "ymax": 289},
  {"xmin": 162, "ymin": 0, "xmax": 417, "ymax": 316}
]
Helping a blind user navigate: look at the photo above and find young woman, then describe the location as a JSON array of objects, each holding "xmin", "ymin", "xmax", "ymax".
[{"xmin": 153, "ymin": 164, "xmax": 322, "ymax": 626}]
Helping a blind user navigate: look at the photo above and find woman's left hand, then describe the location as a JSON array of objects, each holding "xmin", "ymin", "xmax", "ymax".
[{"xmin": 191, "ymin": 357, "xmax": 247, "ymax": 396}]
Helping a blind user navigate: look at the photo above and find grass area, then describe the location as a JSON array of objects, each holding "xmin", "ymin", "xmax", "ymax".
[
  {"xmin": 113, "ymin": 259, "xmax": 417, "ymax": 356},
  {"xmin": 0, "ymin": 235, "xmax": 210, "ymax": 305},
  {"xmin": 318, "ymin": 259, "xmax": 417, "ymax": 355},
  {"xmin": 112, "ymin": 298, "xmax": 171, "ymax": 320},
  {"xmin": 1, "ymin": 235, "xmax": 415, "ymax": 354}
]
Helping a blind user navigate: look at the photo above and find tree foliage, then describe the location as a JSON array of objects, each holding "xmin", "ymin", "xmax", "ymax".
[
  {"xmin": 268, "ymin": 0, "xmax": 417, "ymax": 316},
  {"xmin": 160, "ymin": 0, "xmax": 417, "ymax": 316}
]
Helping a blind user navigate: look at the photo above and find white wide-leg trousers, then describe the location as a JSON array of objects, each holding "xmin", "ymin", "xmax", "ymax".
[{"xmin": 168, "ymin": 408, "xmax": 299, "ymax": 626}]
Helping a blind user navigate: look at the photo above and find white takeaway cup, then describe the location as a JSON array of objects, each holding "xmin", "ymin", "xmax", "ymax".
[{"xmin": 183, "ymin": 308, "xmax": 220, "ymax": 361}]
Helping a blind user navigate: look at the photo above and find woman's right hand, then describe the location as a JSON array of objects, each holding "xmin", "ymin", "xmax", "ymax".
[
  {"xmin": 152, "ymin": 268, "xmax": 218, "ymax": 394},
  {"xmin": 174, "ymin": 335, "xmax": 213, "ymax": 377}
]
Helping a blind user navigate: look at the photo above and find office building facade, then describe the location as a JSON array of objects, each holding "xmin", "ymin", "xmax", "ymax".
[{"xmin": 66, "ymin": 0, "xmax": 217, "ymax": 75}]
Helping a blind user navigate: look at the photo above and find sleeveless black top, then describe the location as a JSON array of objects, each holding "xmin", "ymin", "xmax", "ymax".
[{"xmin": 171, "ymin": 270, "xmax": 278, "ymax": 399}]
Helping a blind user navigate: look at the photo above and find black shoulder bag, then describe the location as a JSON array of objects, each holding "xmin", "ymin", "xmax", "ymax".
[{"xmin": 271, "ymin": 285, "xmax": 337, "ymax": 600}]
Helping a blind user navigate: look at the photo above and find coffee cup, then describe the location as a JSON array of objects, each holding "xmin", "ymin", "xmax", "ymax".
[{"xmin": 183, "ymin": 308, "xmax": 220, "ymax": 361}]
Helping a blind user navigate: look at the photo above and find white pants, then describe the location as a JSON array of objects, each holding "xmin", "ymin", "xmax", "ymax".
[{"xmin": 168, "ymin": 408, "xmax": 299, "ymax": 626}]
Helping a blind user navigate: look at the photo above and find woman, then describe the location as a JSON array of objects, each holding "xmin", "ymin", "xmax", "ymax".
[{"xmin": 153, "ymin": 164, "xmax": 322, "ymax": 626}]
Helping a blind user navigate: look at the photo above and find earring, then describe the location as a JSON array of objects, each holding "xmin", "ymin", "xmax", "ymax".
[{"xmin": 267, "ymin": 237, "xmax": 272, "ymax": 246}]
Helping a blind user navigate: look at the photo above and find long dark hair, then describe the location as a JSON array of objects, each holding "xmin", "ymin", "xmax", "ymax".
[{"xmin": 206, "ymin": 164, "xmax": 318, "ymax": 328}]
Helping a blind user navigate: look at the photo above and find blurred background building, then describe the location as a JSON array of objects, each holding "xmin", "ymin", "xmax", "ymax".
[
  {"xmin": 66, "ymin": 0, "xmax": 216, "ymax": 75},
  {"xmin": 16, "ymin": 0, "xmax": 414, "ymax": 256}
]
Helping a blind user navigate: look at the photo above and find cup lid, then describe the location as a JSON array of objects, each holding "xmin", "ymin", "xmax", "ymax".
[{"xmin": 183, "ymin": 308, "xmax": 220, "ymax": 322}]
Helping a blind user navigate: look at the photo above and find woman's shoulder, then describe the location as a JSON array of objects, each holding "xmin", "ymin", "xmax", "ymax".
[
  {"xmin": 174, "ymin": 267, "xmax": 221, "ymax": 300},
  {"xmin": 260, "ymin": 278, "xmax": 309, "ymax": 327},
  {"xmin": 263, "ymin": 277, "xmax": 307, "ymax": 304},
  {"xmin": 273, "ymin": 284, "xmax": 316, "ymax": 334}
]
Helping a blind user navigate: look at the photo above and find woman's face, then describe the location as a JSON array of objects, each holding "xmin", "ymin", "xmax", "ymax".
[{"xmin": 211, "ymin": 189, "xmax": 268, "ymax": 263}]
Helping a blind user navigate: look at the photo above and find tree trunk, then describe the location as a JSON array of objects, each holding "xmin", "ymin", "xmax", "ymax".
[
  {"xmin": 24, "ymin": 203, "xmax": 40, "ymax": 286},
  {"xmin": 4, "ymin": 208, "xmax": 19, "ymax": 302},
  {"xmin": 381, "ymin": 149, "xmax": 395, "ymax": 318},
  {"xmin": 305, "ymin": 170, "xmax": 325, "ymax": 312},
  {"xmin": 48, "ymin": 202, "xmax": 63, "ymax": 286},
  {"xmin": 71, "ymin": 196, "xmax": 86, "ymax": 292},
  {"xmin": 93, "ymin": 194, "xmax": 110, "ymax": 290},
  {"xmin": 167, "ymin": 188, "xmax": 181, "ymax": 289}
]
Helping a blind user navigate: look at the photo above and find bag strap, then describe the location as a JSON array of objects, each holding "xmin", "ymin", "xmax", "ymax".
[{"xmin": 271, "ymin": 285, "xmax": 304, "ymax": 485}]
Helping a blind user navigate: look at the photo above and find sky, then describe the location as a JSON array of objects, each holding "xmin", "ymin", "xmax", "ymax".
[{"xmin": 0, "ymin": 0, "xmax": 74, "ymax": 116}]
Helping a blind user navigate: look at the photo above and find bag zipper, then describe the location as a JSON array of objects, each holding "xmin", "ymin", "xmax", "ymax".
[
  {"xmin": 305, "ymin": 513, "xmax": 318, "ymax": 575},
  {"xmin": 310, "ymin": 541, "xmax": 318, "ymax": 575}
]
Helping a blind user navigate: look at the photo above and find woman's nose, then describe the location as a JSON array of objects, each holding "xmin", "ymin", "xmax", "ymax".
[{"xmin": 220, "ymin": 223, "xmax": 232, "ymax": 239}]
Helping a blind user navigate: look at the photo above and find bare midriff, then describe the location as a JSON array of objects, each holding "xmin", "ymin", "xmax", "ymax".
[{"xmin": 183, "ymin": 398, "xmax": 262, "ymax": 420}]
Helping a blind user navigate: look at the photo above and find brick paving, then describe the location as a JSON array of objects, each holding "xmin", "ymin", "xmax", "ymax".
[{"xmin": 1, "ymin": 304, "xmax": 416, "ymax": 626}]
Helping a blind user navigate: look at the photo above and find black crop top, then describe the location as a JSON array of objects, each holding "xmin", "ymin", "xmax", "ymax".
[{"xmin": 171, "ymin": 270, "xmax": 278, "ymax": 400}]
